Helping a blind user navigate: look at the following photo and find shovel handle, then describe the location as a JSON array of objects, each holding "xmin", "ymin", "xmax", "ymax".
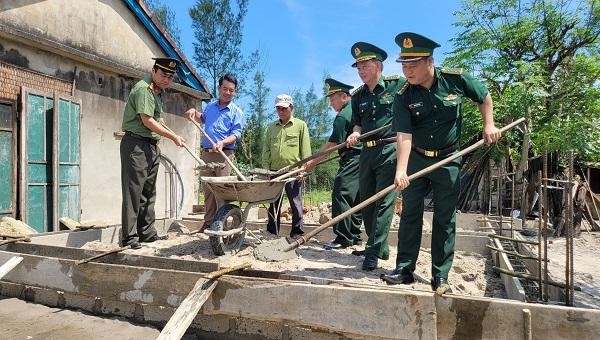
[
  {"xmin": 159, "ymin": 121, "xmax": 206, "ymax": 167},
  {"xmin": 284, "ymin": 117, "xmax": 527, "ymax": 251},
  {"xmin": 189, "ymin": 119, "xmax": 247, "ymax": 181}
]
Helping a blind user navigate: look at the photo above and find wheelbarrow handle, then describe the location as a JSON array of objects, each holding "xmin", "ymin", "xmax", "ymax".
[
  {"xmin": 283, "ymin": 117, "xmax": 527, "ymax": 252},
  {"xmin": 188, "ymin": 118, "xmax": 248, "ymax": 181},
  {"xmin": 271, "ymin": 154, "xmax": 340, "ymax": 181},
  {"xmin": 159, "ymin": 121, "xmax": 206, "ymax": 167},
  {"xmin": 274, "ymin": 123, "xmax": 393, "ymax": 175}
]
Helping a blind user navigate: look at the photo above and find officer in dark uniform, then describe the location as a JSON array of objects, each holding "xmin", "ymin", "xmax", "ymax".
[
  {"xmin": 305, "ymin": 78, "xmax": 363, "ymax": 249},
  {"xmin": 381, "ymin": 33, "xmax": 501, "ymax": 293},
  {"xmin": 346, "ymin": 42, "xmax": 405, "ymax": 271},
  {"xmin": 120, "ymin": 57, "xmax": 186, "ymax": 249}
]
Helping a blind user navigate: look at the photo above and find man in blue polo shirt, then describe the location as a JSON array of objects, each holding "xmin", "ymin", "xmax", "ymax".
[{"xmin": 187, "ymin": 73, "xmax": 244, "ymax": 231}]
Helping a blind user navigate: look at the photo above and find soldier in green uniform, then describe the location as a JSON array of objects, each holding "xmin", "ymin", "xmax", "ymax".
[
  {"xmin": 120, "ymin": 57, "xmax": 186, "ymax": 249},
  {"xmin": 305, "ymin": 78, "xmax": 363, "ymax": 250},
  {"xmin": 346, "ymin": 42, "xmax": 405, "ymax": 271},
  {"xmin": 381, "ymin": 33, "xmax": 501, "ymax": 293}
]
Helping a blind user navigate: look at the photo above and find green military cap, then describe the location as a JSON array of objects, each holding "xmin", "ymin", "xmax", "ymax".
[
  {"xmin": 350, "ymin": 42, "xmax": 387, "ymax": 67},
  {"xmin": 394, "ymin": 32, "xmax": 440, "ymax": 62},
  {"xmin": 324, "ymin": 78, "xmax": 353, "ymax": 96},
  {"xmin": 152, "ymin": 57, "xmax": 181, "ymax": 73}
]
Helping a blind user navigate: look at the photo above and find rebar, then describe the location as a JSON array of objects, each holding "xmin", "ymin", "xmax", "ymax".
[{"xmin": 537, "ymin": 169, "xmax": 543, "ymax": 301}]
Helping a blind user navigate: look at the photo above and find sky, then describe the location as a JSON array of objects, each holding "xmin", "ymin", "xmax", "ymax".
[{"xmin": 169, "ymin": 0, "xmax": 464, "ymax": 111}]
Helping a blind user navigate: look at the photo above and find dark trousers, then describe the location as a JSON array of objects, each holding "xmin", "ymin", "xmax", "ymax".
[
  {"xmin": 267, "ymin": 179, "xmax": 304, "ymax": 236},
  {"xmin": 359, "ymin": 143, "xmax": 397, "ymax": 260},
  {"xmin": 199, "ymin": 149, "xmax": 234, "ymax": 229},
  {"xmin": 331, "ymin": 154, "xmax": 362, "ymax": 246},
  {"xmin": 396, "ymin": 151, "xmax": 462, "ymax": 279},
  {"xmin": 120, "ymin": 134, "xmax": 160, "ymax": 246}
]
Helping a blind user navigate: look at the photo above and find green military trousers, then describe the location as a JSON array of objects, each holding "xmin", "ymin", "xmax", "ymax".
[
  {"xmin": 359, "ymin": 143, "xmax": 397, "ymax": 259},
  {"xmin": 120, "ymin": 134, "xmax": 160, "ymax": 246},
  {"xmin": 331, "ymin": 153, "xmax": 362, "ymax": 247},
  {"xmin": 396, "ymin": 151, "xmax": 462, "ymax": 279}
]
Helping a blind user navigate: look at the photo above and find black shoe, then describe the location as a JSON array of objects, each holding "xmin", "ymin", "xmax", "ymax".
[
  {"xmin": 380, "ymin": 268, "xmax": 415, "ymax": 285},
  {"xmin": 128, "ymin": 241, "xmax": 142, "ymax": 249},
  {"xmin": 289, "ymin": 232, "xmax": 305, "ymax": 240},
  {"xmin": 353, "ymin": 239, "xmax": 363, "ymax": 246},
  {"xmin": 323, "ymin": 239, "xmax": 351, "ymax": 250},
  {"xmin": 352, "ymin": 249, "xmax": 366, "ymax": 256},
  {"xmin": 362, "ymin": 253, "xmax": 378, "ymax": 271},
  {"xmin": 142, "ymin": 235, "xmax": 168, "ymax": 243},
  {"xmin": 431, "ymin": 277, "xmax": 452, "ymax": 295}
]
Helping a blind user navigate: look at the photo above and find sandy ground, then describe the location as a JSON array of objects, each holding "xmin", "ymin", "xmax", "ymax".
[
  {"xmin": 0, "ymin": 297, "xmax": 162, "ymax": 340},
  {"xmin": 543, "ymin": 232, "xmax": 600, "ymax": 308},
  {"xmin": 83, "ymin": 228, "xmax": 506, "ymax": 298}
]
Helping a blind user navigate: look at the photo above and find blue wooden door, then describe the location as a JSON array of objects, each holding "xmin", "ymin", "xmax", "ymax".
[
  {"xmin": 20, "ymin": 89, "xmax": 81, "ymax": 232},
  {"xmin": 57, "ymin": 98, "xmax": 81, "ymax": 223},
  {"xmin": 0, "ymin": 103, "xmax": 16, "ymax": 219}
]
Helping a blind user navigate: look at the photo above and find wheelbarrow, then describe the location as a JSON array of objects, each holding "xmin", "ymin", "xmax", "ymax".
[{"xmin": 201, "ymin": 175, "xmax": 299, "ymax": 256}]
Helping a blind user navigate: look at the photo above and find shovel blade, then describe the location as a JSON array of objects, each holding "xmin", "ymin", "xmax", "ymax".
[{"xmin": 253, "ymin": 237, "xmax": 299, "ymax": 262}]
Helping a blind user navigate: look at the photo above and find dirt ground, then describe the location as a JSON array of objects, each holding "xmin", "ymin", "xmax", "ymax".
[
  {"xmin": 542, "ymin": 231, "xmax": 600, "ymax": 308},
  {"xmin": 83, "ymin": 227, "xmax": 506, "ymax": 298}
]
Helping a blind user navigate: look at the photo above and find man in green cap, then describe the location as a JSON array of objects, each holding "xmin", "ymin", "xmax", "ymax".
[
  {"xmin": 120, "ymin": 57, "xmax": 187, "ymax": 249},
  {"xmin": 381, "ymin": 32, "xmax": 501, "ymax": 293},
  {"xmin": 346, "ymin": 42, "xmax": 405, "ymax": 271},
  {"xmin": 305, "ymin": 78, "xmax": 363, "ymax": 250}
]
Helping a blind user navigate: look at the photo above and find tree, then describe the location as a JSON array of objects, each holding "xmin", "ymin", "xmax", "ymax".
[
  {"xmin": 189, "ymin": 0, "xmax": 256, "ymax": 95},
  {"xmin": 446, "ymin": 0, "xmax": 599, "ymax": 162},
  {"xmin": 238, "ymin": 51, "xmax": 270, "ymax": 169},
  {"xmin": 145, "ymin": 0, "xmax": 181, "ymax": 47}
]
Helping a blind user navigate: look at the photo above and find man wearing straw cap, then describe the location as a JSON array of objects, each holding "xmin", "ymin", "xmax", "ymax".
[
  {"xmin": 305, "ymin": 78, "xmax": 363, "ymax": 250},
  {"xmin": 120, "ymin": 57, "xmax": 186, "ymax": 249},
  {"xmin": 346, "ymin": 42, "xmax": 405, "ymax": 271},
  {"xmin": 382, "ymin": 32, "xmax": 501, "ymax": 293},
  {"xmin": 262, "ymin": 94, "xmax": 311, "ymax": 239},
  {"xmin": 186, "ymin": 73, "xmax": 244, "ymax": 232}
]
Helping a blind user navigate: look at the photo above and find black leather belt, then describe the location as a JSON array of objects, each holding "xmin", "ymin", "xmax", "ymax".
[
  {"xmin": 364, "ymin": 137, "xmax": 396, "ymax": 148},
  {"xmin": 125, "ymin": 131, "xmax": 158, "ymax": 146},
  {"xmin": 412, "ymin": 142, "xmax": 459, "ymax": 157}
]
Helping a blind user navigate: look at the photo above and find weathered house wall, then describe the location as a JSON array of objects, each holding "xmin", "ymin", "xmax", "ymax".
[{"xmin": 0, "ymin": 0, "xmax": 207, "ymax": 230}]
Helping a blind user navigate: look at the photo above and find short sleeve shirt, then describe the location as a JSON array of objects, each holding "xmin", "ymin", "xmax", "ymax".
[
  {"xmin": 328, "ymin": 102, "xmax": 361, "ymax": 154},
  {"xmin": 350, "ymin": 75, "xmax": 405, "ymax": 140},
  {"xmin": 393, "ymin": 68, "xmax": 488, "ymax": 150},
  {"xmin": 121, "ymin": 77, "xmax": 163, "ymax": 140}
]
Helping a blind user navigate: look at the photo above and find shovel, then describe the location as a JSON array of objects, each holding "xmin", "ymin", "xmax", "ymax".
[
  {"xmin": 254, "ymin": 117, "xmax": 526, "ymax": 260},
  {"xmin": 272, "ymin": 123, "xmax": 393, "ymax": 176},
  {"xmin": 159, "ymin": 121, "xmax": 206, "ymax": 167},
  {"xmin": 188, "ymin": 118, "xmax": 248, "ymax": 181}
]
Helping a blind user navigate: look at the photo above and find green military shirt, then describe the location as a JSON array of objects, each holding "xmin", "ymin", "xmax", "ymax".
[
  {"xmin": 328, "ymin": 102, "xmax": 361, "ymax": 155},
  {"xmin": 393, "ymin": 67, "xmax": 488, "ymax": 150},
  {"xmin": 262, "ymin": 116, "xmax": 312, "ymax": 171},
  {"xmin": 351, "ymin": 75, "xmax": 405, "ymax": 140},
  {"xmin": 122, "ymin": 77, "xmax": 163, "ymax": 140}
]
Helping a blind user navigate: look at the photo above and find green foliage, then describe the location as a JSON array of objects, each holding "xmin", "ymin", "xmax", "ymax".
[
  {"xmin": 447, "ymin": 0, "xmax": 600, "ymax": 163},
  {"xmin": 145, "ymin": 0, "xmax": 181, "ymax": 47},
  {"xmin": 189, "ymin": 0, "xmax": 256, "ymax": 95},
  {"xmin": 290, "ymin": 83, "xmax": 333, "ymax": 141}
]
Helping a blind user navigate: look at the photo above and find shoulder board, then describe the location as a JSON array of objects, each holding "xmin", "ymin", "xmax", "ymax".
[
  {"xmin": 396, "ymin": 80, "xmax": 409, "ymax": 95},
  {"xmin": 350, "ymin": 84, "xmax": 364, "ymax": 96},
  {"xmin": 384, "ymin": 74, "xmax": 402, "ymax": 81},
  {"xmin": 440, "ymin": 67, "xmax": 464, "ymax": 75}
]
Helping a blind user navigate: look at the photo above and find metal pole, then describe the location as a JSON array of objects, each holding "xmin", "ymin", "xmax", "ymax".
[
  {"xmin": 537, "ymin": 169, "xmax": 543, "ymax": 301},
  {"xmin": 542, "ymin": 153, "xmax": 549, "ymax": 301},
  {"xmin": 511, "ymin": 172, "xmax": 515, "ymax": 239},
  {"xmin": 499, "ymin": 159, "xmax": 504, "ymax": 229},
  {"xmin": 568, "ymin": 150, "xmax": 575, "ymax": 306}
]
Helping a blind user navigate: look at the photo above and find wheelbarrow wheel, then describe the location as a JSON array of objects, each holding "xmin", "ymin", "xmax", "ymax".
[{"xmin": 209, "ymin": 203, "xmax": 245, "ymax": 256}]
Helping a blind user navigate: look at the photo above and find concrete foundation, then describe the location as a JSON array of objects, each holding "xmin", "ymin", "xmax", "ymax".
[{"xmin": 1, "ymin": 225, "xmax": 599, "ymax": 339}]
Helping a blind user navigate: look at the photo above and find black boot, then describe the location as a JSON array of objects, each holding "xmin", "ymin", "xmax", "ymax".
[
  {"xmin": 431, "ymin": 277, "xmax": 452, "ymax": 295},
  {"xmin": 362, "ymin": 253, "xmax": 378, "ymax": 271},
  {"xmin": 380, "ymin": 267, "xmax": 415, "ymax": 285}
]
